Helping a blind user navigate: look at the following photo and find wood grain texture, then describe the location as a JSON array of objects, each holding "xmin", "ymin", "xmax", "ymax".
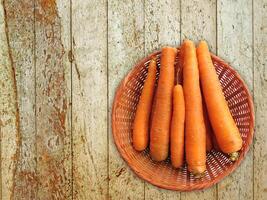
[
  {"xmin": 2, "ymin": 1, "xmax": 37, "ymax": 199},
  {"xmin": 144, "ymin": 0, "xmax": 180, "ymax": 199},
  {"xmin": 217, "ymin": 0, "xmax": 253, "ymax": 200},
  {"xmin": 145, "ymin": 185, "xmax": 180, "ymax": 200},
  {"xmin": 108, "ymin": 0, "xmax": 145, "ymax": 199},
  {"xmin": 181, "ymin": 0, "xmax": 217, "ymax": 200},
  {"xmin": 253, "ymin": 0, "xmax": 267, "ymax": 199},
  {"xmin": 181, "ymin": 0, "xmax": 217, "ymax": 52},
  {"xmin": 72, "ymin": 0, "xmax": 108, "ymax": 199},
  {"xmin": 0, "ymin": 1, "xmax": 20, "ymax": 199},
  {"xmin": 181, "ymin": 188, "xmax": 216, "ymax": 200},
  {"xmin": 35, "ymin": 0, "xmax": 72, "ymax": 199},
  {"xmin": 144, "ymin": 0, "xmax": 180, "ymax": 53}
]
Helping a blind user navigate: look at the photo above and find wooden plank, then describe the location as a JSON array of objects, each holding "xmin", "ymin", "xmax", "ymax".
[
  {"xmin": 217, "ymin": 0, "xmax": 253, "ymax": 200},
  {"xmin": 181, "ymin": 0, "xmax": 217, "ymax": 199},
  {"xmin": 181, "ymin": 188, "xmax": 216, "ymax": 200},
  {"xmin": 108, "ymin": 1, "xmax": 145, "ymax": 199},
  {"xmin": 144, "ymin": 0, "xmax": 180, "ymax": 199},
  {"xmin": 2, "ymin": 1, "xmax": 37, "ymax": 199},
  {"xmin": 35, "ymin": 0, "xmax": 72, "ymax": 199},
  {"xmin": 72, "ymin": 0, "xmax": 108, "ymax": 199},
  {"xmin": 144, "ymin": 0, "xmax": 180, "ymax": 53},
  {"xmin": 145, "ymin": 185, "xmax": 180, "ymax": 200},
  {"xmin": 253, "ymin": 0, "xmax": 267, "ymax": 199},
  {"xmin": 0, "ymin": 2, "xmax": 20, "ymax": 199},
  {"xmin": 181, "ymin": 0, "xmax": 217, "ymax": 52}
]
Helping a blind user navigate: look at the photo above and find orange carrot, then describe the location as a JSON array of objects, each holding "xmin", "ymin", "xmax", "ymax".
[
  {"xmin": 211, "ymin": 132, "xmax": 221, "ymax": 151},
  {"xmin": 170, "ymin": 84, "xmax": 185, "ymax": 168},
  {"xmin": 181, "ymin": 41, "xmax": 186, "ymax": 57},
  {"xmin": 150, "ymin": 47, "xmax": 177, "ymax": 161},
  {"xmin": 150, "ymin": 86, "xmax": 158, "ymax": 128},
  {"xmin": 150, "ymin": 67, "xmax": 159, "ymax": 128},
  {"xmin": 202, "ymin": 91, "xmax": 220, "ymax": 151},
  {"xmin": 183, "ymin": 40, "xmax": 206, "ymax": 175},
  {"xmin": 197, "ymin": 41, "xmax": 242, "ymax": 161},
  {"xmin": 202, "ymin": 101, "xmax": 213, "ymax": 152},
  {"xmin": 133, "ymin": 58, "xmax": 157, "ymax": 151}
]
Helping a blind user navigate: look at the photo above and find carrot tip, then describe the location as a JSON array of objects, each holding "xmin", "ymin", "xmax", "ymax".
[
  {"xmin": 151, "ymin": 56, "xmax": 157, "ymax": 62},
  {"xmin": 193, "ymin": 172, "xmax": 205, "ymax": 179},
  {"xmin": 162, "ymin": 46, "xmax": 178, "ymax": 53},
  {"xmin": 172, "ymin": 164, "xmax": 183, "ymax": 169},
  {"xmin": 183, "ymin": 39, "xmax": 194, "ymax": 46},
  {"xmin": 188, "ymin": 165, "xmax": 206, "ymax": 177},
  {"xmin": 229, "ymin": 152, "xmax": 239, "ymax": 161}
]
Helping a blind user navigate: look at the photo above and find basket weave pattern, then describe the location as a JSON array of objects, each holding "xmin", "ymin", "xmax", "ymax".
[{"xmin": 112, "ymin": 50, "xmax": 254, "ymax": 191}]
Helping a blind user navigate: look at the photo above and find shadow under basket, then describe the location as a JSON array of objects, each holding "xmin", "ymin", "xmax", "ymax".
[{"xmin": 112, "ymin": 49, "xmax": 255, "ymax": 191}]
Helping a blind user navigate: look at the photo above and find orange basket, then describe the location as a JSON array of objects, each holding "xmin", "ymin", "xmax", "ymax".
[{"xmin": 112, "ymin": 49, "xmax": 254, "ymax": 191}]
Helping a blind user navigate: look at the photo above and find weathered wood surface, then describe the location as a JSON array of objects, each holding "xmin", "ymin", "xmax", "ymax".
[
  {"xmin": 2, "ymin": 0, "xmax": 36, "ymax": 199},
  {"xmin": 35, "ymin": 0, "xmax": 72, "ymax": 199},
  {"xmin": 0, "ymin": 0, "xmax": 266, "ymax": 200},
  {"xmin": 217, "ymin": 1, "xmax": 253, "ymax": 200},
  {"xmin": 253, "ymin": 0, "xmax": 267, "ymax": 200},
  {"xmin": 0, "ymin": 2, "xmax": 20, "ymax": 199},
  {"xmin": 181, "ymin": 0, "xmax": 217, "ymax": 53},
  {"xmin": 108, "ymin": 1, "xmax": 145, "ymax": 199},
  {"xmin": 72, "ymin": 0, "xmax": 108, "ymax": 199}
]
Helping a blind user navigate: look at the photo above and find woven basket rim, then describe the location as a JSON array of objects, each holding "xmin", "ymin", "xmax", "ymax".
[{"xmin": 111, "ymin": 48, "xmax": 255, "ymax": 191}]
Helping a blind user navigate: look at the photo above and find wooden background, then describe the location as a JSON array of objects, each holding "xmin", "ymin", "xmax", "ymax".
[{"xmin": 0, "ymin": 0, "xmax": 266, "ymax": 199}]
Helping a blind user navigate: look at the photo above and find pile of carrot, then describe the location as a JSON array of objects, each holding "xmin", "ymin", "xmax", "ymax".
[{"xmin": 132, "ymin": 40, "xmax": 242, "ymax": 177}]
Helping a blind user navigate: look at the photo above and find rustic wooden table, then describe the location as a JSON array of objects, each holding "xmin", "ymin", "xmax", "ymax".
[{"xmin": 0, "ymin": 0, "xmax": 266, "ymax": 199}]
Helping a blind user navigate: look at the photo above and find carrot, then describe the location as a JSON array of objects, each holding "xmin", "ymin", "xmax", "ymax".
[
  {"xmin": 133, "ymin": 58, "xmax": 157, "ymax": 151},
  {"xmin": 211, "ymin": 132, "xmax": 221, "ymax": 151},
  {"xmin": 179, "ymin": 43, "xmax": 185, "ymax": 61},
  {"xmin": 197, "ymin": 41, "xmax": 242, "ymax": 161},
  {"xmin": 150, "ymin": 86, "xmax": 158, "ymax": 128},
  {"xmin": 202, "ymin": 101, "xmax": 213, "ymax": 152},
  {"xmin": 150, "ymin": 66, "xmax": 159, "ymax": 128},
  {"xmin": 183, "ymin": 40, "xmax": 206, "ymax": 176},
  {"xmin": 170, "ymin": 72, "xmax": 185, "ymax": 168},
  {"xmin": 150, "ymin": 47, "xmax": 177, "ymax": 161},
  {"xmin": 202, "ymin": 97, "xmax": 221, "ymax": 151}
]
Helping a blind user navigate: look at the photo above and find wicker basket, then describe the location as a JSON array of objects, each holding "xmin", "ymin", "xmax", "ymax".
[{"xmin": 112, "ymin": 49, "xmax": 254, "ymax": 191}]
